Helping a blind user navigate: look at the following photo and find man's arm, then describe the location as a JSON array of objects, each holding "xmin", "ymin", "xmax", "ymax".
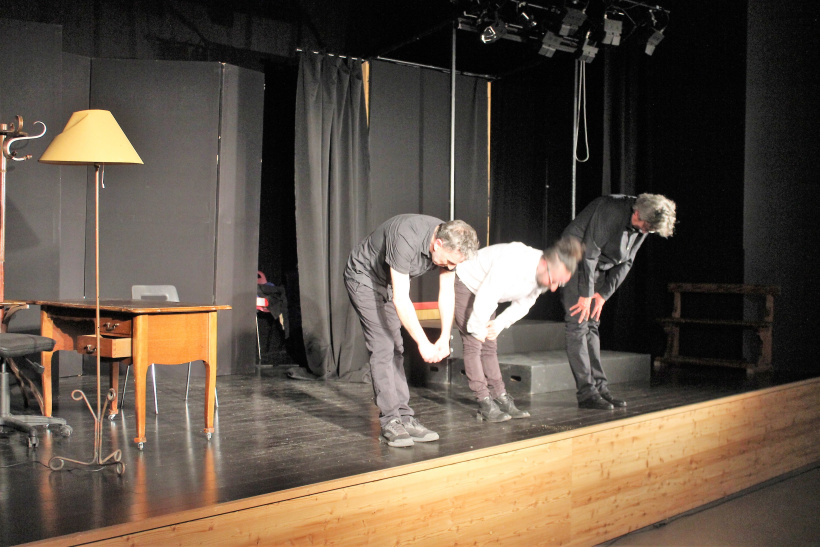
[
  {"xmin": 390, "ymin": 267, "xmax": 439, "ymax": 363},
  {"xmin": 434, "ymin": 269, "xmax": 456, "ymax": 360}
]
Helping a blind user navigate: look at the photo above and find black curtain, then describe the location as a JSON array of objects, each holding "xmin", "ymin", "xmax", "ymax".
[{"xmin": 294, "ymin": 53, "xmax": 371, "ymax": 380}]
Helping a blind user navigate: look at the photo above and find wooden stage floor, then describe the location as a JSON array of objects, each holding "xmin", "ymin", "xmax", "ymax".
[{"xmin": 0, "ymin": 363, "xmax": 813, "ymax": 546}]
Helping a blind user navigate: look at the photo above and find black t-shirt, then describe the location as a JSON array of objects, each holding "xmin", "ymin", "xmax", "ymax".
[{"xmin": 345, "ymin": 214, "xmax": 442, "ymax": 294}]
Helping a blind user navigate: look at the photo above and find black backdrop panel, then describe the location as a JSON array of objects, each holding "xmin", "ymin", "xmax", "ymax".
[
  {"xmin": 89, "ymin": 59, "xmax": 221, "ymax": 302},
  {"xmin": 369, "ymin": 60, "xmax": 488, "ymax": 302}
]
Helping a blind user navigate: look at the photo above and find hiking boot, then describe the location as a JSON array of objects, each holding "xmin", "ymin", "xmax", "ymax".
[
  {"xmin": 476, "ymin": 397, "xmax": 511, "ymax": 422},
  {"xmin": 495, "ymin": 392, "xmax": 530, "ymax": 419},
  {"xmin": 380, "ymin": 418, "xmax": 413, "ymax": 447},
  {"xmin": 402, "ymin": 417, "xmax": 439, "ymax": 442}
]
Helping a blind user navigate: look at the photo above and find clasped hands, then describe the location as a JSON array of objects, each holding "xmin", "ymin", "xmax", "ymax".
[
  {"xmin": 569, "ymin": 293, "xmax": 605, "ymax": 323},
  {"xmin": 418, "ymin": 337, "xmax": 452, "ymax": 363}
]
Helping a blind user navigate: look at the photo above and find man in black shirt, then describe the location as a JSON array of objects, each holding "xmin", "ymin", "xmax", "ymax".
[
  {"xmin": 562, "ymin": 194, "xmax": 676, "ymax": 410},
  {"xmin": 345, "ymin": 215, "xmax": 478, "ymax": 447}
]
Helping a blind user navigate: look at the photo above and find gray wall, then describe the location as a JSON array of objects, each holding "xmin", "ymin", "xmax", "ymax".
[
  {"xmin": 1, "ymin": 19, "xmax": 264, "ymax": 378},
  {"xmin": 744, "ymin": 1, "xmax": 820, "ymax": 373},
  {"xmin": 369, "ymin": 60, "xmax": 489, "ymax": 302}
]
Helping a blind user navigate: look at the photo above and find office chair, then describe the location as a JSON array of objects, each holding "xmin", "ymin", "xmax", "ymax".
[
  {"xmin": 0, "ymin": 333, "xmax": 71, "ymax": 447},
  {"xmin": 123, "ymin": 285, "xmax": 217, "ymax": 410}
]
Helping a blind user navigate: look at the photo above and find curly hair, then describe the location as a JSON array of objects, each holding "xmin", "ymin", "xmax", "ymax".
[
  {"xmin": 634, "ymin": 193, "xmax": 677, "ymax": 238},
  {"xmin": 437, "ymin": 220, "xmax": 479, "ymax": 260}
]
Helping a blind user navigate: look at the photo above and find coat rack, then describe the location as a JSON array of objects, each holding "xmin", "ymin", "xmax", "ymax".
[{"xmin": 0, "ymin": 115, "xmax": 47, "ymax": 321}]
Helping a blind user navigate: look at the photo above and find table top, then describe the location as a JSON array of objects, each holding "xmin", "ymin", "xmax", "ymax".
[{"xmin": 31, "ymin": 299, "xmax": 231, "ymax": 314}]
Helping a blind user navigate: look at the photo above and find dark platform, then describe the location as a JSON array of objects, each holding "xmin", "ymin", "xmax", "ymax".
[
  {"xmin": 0, "ymin": 363, "xmax": 803, "ymax": 546},
  {"xmin": 409, "ymin": 319, "xmax": 650, "ymax": 392}
]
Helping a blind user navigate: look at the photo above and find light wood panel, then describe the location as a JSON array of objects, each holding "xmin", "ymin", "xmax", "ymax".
[{"xmin": 26, "ymin": 378, "xmax": 820, "ymax": 547}]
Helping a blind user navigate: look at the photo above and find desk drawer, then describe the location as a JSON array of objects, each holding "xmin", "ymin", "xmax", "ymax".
[
  {"xmin": 99, "ymin": 316, "xmax": 131, "ymax": 335},
  {"xmin": 77, "ymin": 334, "xmax": 132, "ymax": 358}
]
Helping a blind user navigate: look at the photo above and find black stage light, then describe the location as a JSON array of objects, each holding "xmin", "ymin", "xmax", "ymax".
[
  {"xmin": 559, "ymin": 0, "xmax": 588, "ymax": 36},
  {"xmin": 576, "ymin": 31, "xmax": 599, "ymax": 63},
  {"xmin": 601, "ymin": 8, "xmax": 624, "ymax": 46},
  {"xmin": 516, "ymin": 1, "xmax": 537, "ymax": 30},
  {"xmin": 539, "ymin": 30, "xmax": 562, "ymax": 57},
  {"xmin": 642, "ymin": 9, "xmax": 668, "ymax": 55},
  {"xmin": 481, "ymin": 20, "xmax": 507, "ymax": 43}
]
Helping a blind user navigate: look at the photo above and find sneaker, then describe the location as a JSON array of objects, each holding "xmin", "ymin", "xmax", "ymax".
[
  {"xmin": 380, "ymin": 418, "xmax": 414, "ymax": 447},
  {"xmin": 476, "ymin": 397, "xmax": 511, "ymax": 422},
  {"xmin": 402, "ymin": 417, "xmax": 439, "ymax": 442},
  {"xmin": 494, "ymin": 393, "xmax": 530, "ymax": 419}
]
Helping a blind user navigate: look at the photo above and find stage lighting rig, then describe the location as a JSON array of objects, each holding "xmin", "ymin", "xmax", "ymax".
[{"xmin": 455, "ymin": 0, "xmax": 670, "ymax": 60}]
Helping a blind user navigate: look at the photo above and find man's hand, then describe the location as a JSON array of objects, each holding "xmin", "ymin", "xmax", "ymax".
[
  {"xmin": 433, "ymin": 337, "xmax": 451, "ymax": 362},
  {"xmin": 569, "ymin": 296, "xmax": 592, "ymax": 323},
  {"xmin": 418, "ymin": 340, "xmax": 441, "ymax": 363},
  {"xmin": 486, "ymin": 320, "xmax": 501, "ymax": 341},
  {"xmin": 590, "ymin": 293, "xmax": 605, "ymax": 322}
]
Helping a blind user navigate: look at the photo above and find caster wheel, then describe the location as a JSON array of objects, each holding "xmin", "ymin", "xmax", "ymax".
[
  {"xmin": 28, "ymin": 436, "xmax": 39, "ymax": 448},
  {"xmin": 137, "ymin": 442, "xmax": 144, "ymax": 451},
  {"xmin": 59, "ymin": 425, "xmax": 73, "ymax": 437},
  {"xmin": 206, "ymin": 432, "xmax": 212, "ymax": 440},
  {"xmin": 108, "ymin": 414, "xmax": 117, "ymax": 421}
]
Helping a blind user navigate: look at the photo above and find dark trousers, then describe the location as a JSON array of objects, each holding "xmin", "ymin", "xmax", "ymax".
[
  {"xmin": 345, "ymin": 276, "xmax": 413, "ymax": 427},
  {"xmin": 561, "ymin": 270, "xmax": 611, "ymax": 402},
  {"xmin": 453, "ymin": 277, "xmax": 505, "ymax": 401}
]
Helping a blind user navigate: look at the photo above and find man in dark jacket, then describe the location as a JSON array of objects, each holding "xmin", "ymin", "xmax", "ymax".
[{"xmin": 562, "ymin": 193, "xmax": 676, "ymax": 410}]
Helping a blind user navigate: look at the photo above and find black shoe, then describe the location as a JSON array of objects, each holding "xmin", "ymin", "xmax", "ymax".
[
  {"xmin": 600, "ymin": 392, "xmax": 627, "ymax": 407},
  {"xmin": 578, "ymin": 395, "xmax": 614, "ymax": 410},
  {"xmin": 476, "ymin": 397, "xmax": 511, "ymax": 422},
  {"xmin": 494, "ymin": 393, "xmax": 530, "ymax": 419}
]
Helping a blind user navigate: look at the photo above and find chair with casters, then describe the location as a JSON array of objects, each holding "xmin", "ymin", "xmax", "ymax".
[
  {"xmin": 121, "ymin": 285, "xmax": 218, "ymax": 411},
  {"xmin": 0, "ymin": 333, "xmax": 72, "ymax": 447}
]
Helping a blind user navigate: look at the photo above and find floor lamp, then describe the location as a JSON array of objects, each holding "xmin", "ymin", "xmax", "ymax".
[{"xmin": 39, "ymin": 110, "xmax": 143, "ymax": 474}]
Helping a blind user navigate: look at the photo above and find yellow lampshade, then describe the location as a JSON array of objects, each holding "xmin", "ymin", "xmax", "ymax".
[{"xmin": 39, "ymin": 109, "xmax": 143, "ymax": 165}]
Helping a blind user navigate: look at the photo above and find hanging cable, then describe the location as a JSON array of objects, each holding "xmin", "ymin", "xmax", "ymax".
[{"xmin": 574, "ymin": 62, "xmax": 590, "ymax": 163}]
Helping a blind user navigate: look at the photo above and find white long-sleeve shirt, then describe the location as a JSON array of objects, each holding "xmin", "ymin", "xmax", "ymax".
[{"xmin": 455, "ymin": 242, "xmax": 546, "ymax": 336}]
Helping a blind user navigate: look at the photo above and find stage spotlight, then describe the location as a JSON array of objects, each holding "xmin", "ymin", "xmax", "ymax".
[
  {"xmin": 559, "ymin": 0, "xmax": 588, "ymax": 36},
  {"xmin": 480, "ymin": 20, "xmax": 507, "ymax": 43},
  {"xmin": 539, "ymin": 30, "xmax": 562, "ymax": 57},
  {"xmin": 516, "ymin": 1, "xmax": 537, "ymax": 30},
  {"xmin": 576, "ymin": 32, "xmax": 598, "ymax": 63},
  {"xmin": 600, "ymin": 8, "xmax": 624, "ymax": 46},
  {"xmin": 642, "ymin": 9, "xmax": 668, "ymax": 55}
]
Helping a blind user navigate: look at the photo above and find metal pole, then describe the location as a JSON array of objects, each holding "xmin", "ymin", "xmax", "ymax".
[{"xmin": 449, "ymin": 24, "xmax": 457, "ymax": 221}]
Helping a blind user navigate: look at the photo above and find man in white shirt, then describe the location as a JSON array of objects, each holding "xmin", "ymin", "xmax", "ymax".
[{"xmin": 454, "ymin": 236, "xmax": 583, "ymax": 421}]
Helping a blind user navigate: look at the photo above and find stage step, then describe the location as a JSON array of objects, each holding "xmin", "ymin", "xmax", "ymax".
[
  {"xmin": 449, "ymin": 350, "xmax": 651, "ymax": 395},
  {"xmin": 420, "ymin": 318, "xmax": 566, "ymax": 359}
]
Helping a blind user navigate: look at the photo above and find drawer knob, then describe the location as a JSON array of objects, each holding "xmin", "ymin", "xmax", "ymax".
[
  {"xmin": 103, "ymin": 322, "xmax": 120, "ymax": 332},
  {"xmin": 83, "ymin": 345, "xmax": 97, "ymax": 354}
]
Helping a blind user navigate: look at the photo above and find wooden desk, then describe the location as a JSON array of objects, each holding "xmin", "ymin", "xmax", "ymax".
[{"xmin": 33, "ymin": 300, "xmax": 230, "ymax": 447}]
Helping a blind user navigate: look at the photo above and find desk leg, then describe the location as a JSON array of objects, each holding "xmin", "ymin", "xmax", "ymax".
[
  {"xmin": 132, "ymin": 316, "xmax": 149, "ymax": 446},
  {"xmin": 108, "ymin": 359, "xmax": 124, "ymax": 418},
  {"xmin": 203, "ymin": 311, "xmax": 217, "ymax": 438},
  {"xmin": 39, "ymin": 309, "xmax": 60, "ymax": 417}
]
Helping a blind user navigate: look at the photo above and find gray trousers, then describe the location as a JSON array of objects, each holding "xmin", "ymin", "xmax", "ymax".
[
  {"xmin": 345, "ymin": 276, "xmax": 413, "ymax": 427},
  {"xmin": 561, "ymin": 270, "xmax": 611, "ymax": 402},
  {"xmin": 453, "ymin": 277, "xmax": 505, "ymax": 401}
]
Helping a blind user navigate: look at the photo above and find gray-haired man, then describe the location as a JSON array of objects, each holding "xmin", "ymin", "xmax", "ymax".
[
  {"xmin": 562, "ymin": 193, "xmax": 676, "ymax": 410},
  {"xmin": 345, "ymin": 215, "xmax": 479, "ymax": 447}
]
